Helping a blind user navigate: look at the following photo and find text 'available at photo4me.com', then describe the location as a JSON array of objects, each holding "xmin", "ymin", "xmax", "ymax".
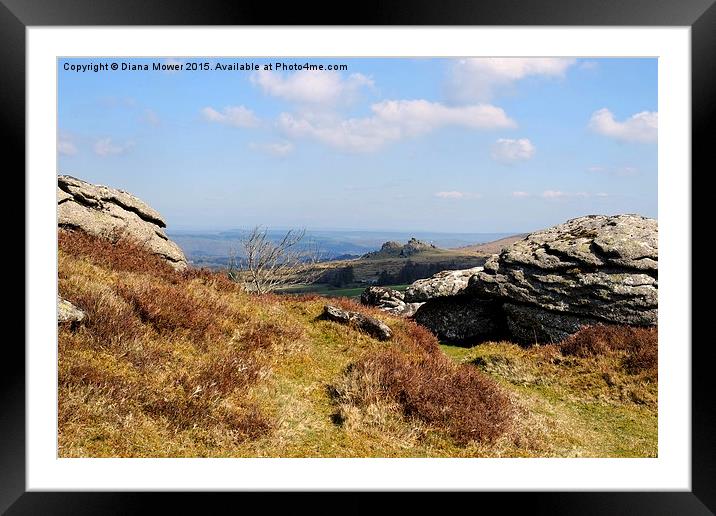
[{"xmin": 62, "ymin": 60, "xmax": 350, "ymax": 73}]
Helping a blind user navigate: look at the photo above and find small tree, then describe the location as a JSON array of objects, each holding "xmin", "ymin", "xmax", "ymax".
[{"xmin": 228, "ymin": 226, "xmax": 323, "ymax": 294}]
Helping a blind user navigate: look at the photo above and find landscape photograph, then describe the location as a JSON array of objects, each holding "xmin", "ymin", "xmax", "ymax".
[{"xmin": 57, "ymin": 56, "xmax": 658, "ymax": 458}]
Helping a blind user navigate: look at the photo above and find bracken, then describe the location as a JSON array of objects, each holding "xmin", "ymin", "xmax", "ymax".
[{"xmin": 334, "ymin": 347, "xmax": 513, "ymax": 445}]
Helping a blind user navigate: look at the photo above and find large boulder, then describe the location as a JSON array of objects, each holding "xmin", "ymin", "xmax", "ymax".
[
  {"xmin": 57, "ymin": 175, "xmax": 187, "ymax": 270},
  {"xmin": 468, "ymin": 215, "xmax": 657, "ymax": 334},
  {"xmin": 360, "ymin": 286, "xmax": 423, "ymax": 317},
  {"xmin": 404, "ymin": 267, "xmax": 483, "ymax": 302},
  {"xmin": 408, "ymin": 214, "xmax": 658, "ymax": 344}
]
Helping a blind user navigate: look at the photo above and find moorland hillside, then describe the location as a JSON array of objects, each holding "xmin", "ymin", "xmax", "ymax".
[{"xmin": 57, "ymin": 176, "xmax": 657, "ymax": 457}]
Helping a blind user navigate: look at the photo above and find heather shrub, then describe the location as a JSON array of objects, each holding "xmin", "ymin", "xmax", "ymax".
[
  {"xmin": 59, "ymin": 229, "xmax": 237, "ymax": 289},
  {"xmin": 321, "ymin": 296, "xmax": 510, "ymax": 445},
  {"xmin": 143, "ymin": 385, "xmax": 270, "ymax": 438},
  {"xmin": 59, "ymin": 229, "xmax": 177, "ymax": 280},
  {"xmin": 57, "ymin": 230, "xmax": 657, "ymax": 458},
  {"xmin": 57, "ymin": 231, "xmax": 294, "ymax": 453},
  {"xmin": 61, "ymin": 283, "xmax": 144, "ymax": 345},
  {"xmin": 114, "ymin": 280, "xmax": 231, "ymax": 342},
  {"xmin": 559, "ymin": 324, "xmax": 657, "ymax": 374},
  {"xmin": 334, "ymin": 349, "xmax": 513, "ymax": 445},
  {"xmin": 391, "ymin": 320, "xmax": 441, "ymax": 356},
  {"xmin": 621, "ymin": 332, "xmax": 658, "ymax": 374}
]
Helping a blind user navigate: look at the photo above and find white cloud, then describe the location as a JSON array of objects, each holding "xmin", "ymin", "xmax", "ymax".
[
  {"xmin": 434, "ymin": 191, "xmax": 482, "ymax": 200},
  {"xmin": 201, "ymin": 105, "xmax": 259, "ymax": 128},
  {"xmin": 249, "ymin": 141, "xmax": 295, "ymax": 157},
  {"xmin": 372, "ymin": 100, "xmax": 514, "ymax": 131},
  {"xmin": 435, "ymin": 191, "xmax": 465, "ymax": 199},
  {"xmin": 520, "ymin": 190, "xmax": 607, "ymax": 200},
  {"xmin": 491, "ymin": 138, "xmax": 536, "ymax": 163},
  {"xmin": 542, "ymin": 190, "xmax": 568, "ymax": 199},
  {"xmin": 58, "ymin": 132, "xmax": 77, "ymax": 156},
  {"xmin": 448, "ymin": 58, "xmax": 576, "ymax": 101},
  {"xmin": 589, "ymin": 108, "xmax": 657, "ymax": 143},
  {"xmin": 250, "ymin": 70, "xmax": 373, "ymax": 105},
  {"xmin": 278, "ymin": 99, "xmax": 516, "ymax": 153},
  {"xmin": 93, "ymin": 138, "xmax": 134, "ymax": 157},
  {"xmin": 542, "ymin": 190, "xmax": 591, "ymax": 199},
  {"xmin": 587, "ymin": 165, "xmax": 640, "ymax": 176}
]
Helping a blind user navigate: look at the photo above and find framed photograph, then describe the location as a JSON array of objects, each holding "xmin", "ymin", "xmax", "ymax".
[{"xmin": 8, "ymin": 0, "xmax": 711, "ymax": 512}]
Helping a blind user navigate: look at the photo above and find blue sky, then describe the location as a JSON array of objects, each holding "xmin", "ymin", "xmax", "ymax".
[{"xmin": 58, "ymin": 57, "xmax": 657, "ymax": 233}]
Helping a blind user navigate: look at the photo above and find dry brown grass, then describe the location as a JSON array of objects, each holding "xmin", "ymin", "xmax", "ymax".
[
  {"xmin": 559, "ymin": 324, "xmax": 657, "ymax": 375},
  {"xmin": 59, "ymin": 282, "xmax": 145, "ymax": 345},
  {"xmin": 59, "ymin": 229, "xmax": 177, "ymax": 280},
  {"xmin": 322, "ymin": 298, "xmax": 513, "ymax": 445},
  {"xmin": 114, "ymin": 280, "xmax": 230, "ymax": 342},
  {"xmin": 58, "ymin": 230, "xmax": 307, "ymax": 455},
  {"xmin": 62, "ymin": 230, "xmax": 482, "ymax": 456},
  {"xmin": 444, "ymin": 333, "xmax": 658, "ymax": 457},
  {"xmin": 390, "ymin": 320, "xmax": 442, "ymax": 356},
  {"xmin": 332, "ymin": 328, "xmax": 513, "ymax": 445},
  {"xmin": 57, "ymin": 229, "xmax": 655, "ymax": 457},
  {"xmin": 59, "ymin": 228, "xmax": 241, "ymax": 291}
]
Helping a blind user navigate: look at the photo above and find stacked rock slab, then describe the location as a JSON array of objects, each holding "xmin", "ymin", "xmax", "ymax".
[
  {"xmin": 403, "ymin": 267, "xmax": 505, "ymax": 343},
  {"xmin": 57, "ymin": 175, "xmax": 188, "ymax": 270},
  {"xmin": 360, "ymin": 286, "xmax": 423, "ymax": 317},
  {"xmin": 405, "ymin": 214, "xmax": 658, "ymax": 344},
  {"xmin": 404, "ymin": 267, "xmax": 483, "ymax": 302}
]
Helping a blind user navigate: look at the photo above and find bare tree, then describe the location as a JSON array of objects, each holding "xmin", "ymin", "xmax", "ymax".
[{"xmin": 228, "ymin": 226, "xmax": 324, "ymax": 294}]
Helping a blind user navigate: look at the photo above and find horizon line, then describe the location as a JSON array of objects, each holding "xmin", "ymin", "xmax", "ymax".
[{"xmin": 166, "ymin": 226, "xmax": 530, "ymax": 235}]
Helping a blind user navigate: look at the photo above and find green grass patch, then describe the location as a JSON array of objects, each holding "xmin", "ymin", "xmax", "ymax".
[
  {"xmin": 279, "ymin": 283, "xmax": 411, "ymax": 298},
  {"xmin": 440, "ymin": 341, "xmax": 658, "ymax": 457}
]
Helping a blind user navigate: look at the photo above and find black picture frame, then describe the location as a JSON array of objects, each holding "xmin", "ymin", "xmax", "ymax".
[{"xmin": 6, "ymin": 0, "xmax": 711, "ymax": 513}]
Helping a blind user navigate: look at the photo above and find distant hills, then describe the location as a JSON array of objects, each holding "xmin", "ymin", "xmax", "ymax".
[
  {"xmin": 309, "ymin": 236, "xmax": 510, "ymax": 286},
  {"xmin": 168, "ymin": 229, "xmax": 519, "ymax": 269}
]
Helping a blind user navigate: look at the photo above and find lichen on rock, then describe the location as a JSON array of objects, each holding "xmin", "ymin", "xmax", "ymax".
[
  {"xmin": 406, "ymin": 214, "xmax": 658, "ymax": 344},
  {"xmin": 57, "ymin": 175, "xmax": 187, "ymax": 270}
]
